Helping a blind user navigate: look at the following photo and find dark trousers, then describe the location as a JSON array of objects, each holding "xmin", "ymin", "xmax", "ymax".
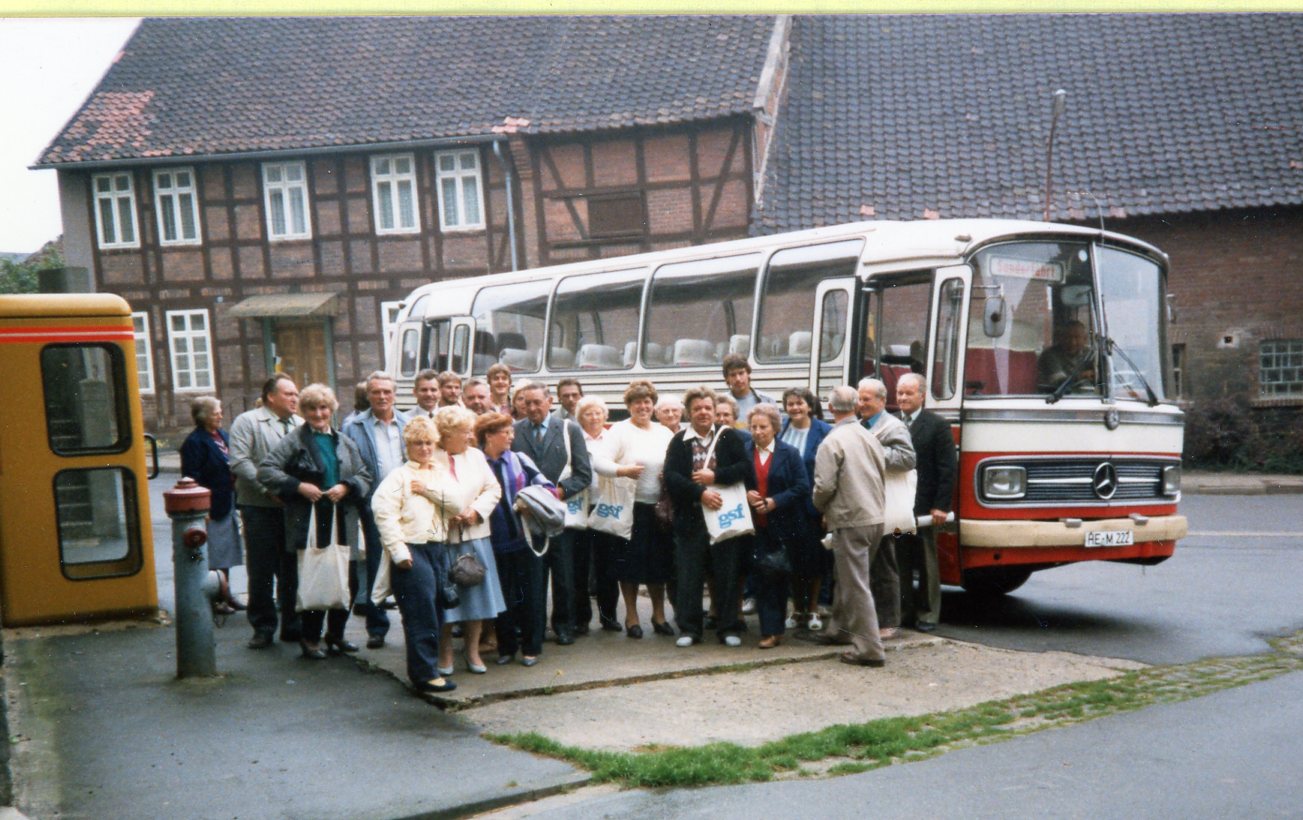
[
  {"xmin": 495, "ymin": 548, "xmax": 547, "ymax": 657},
  {"xmin": 240, "ymin": 504, "xmax": 300, "ymax": 639},
  {"xmin": 753, "ymin": 531, "xmax": 789, "ymax": 637},
  {"xmin": 544, "ymin": 529, "xmax": 576, "ymax": 636},
  {"xmin": 358, "ymin": 505, "xmax": 391, "ymax": 638},
  {"xmin": 391, "ymin": 543, "xmax": 444, "ymax": 684},
  {"xmin": 674, "ymin": 527, "xmax": 746, "ymax": 641},
  {"xmin": 898, "ymin": 529, "xmax": 941, "ymax": 626},
  {"xmin": 300, "ymin": 560, "xmax": 359, "ymax": 641},
  {"xmin": 870, "ymin": 535, "xmax": 901, "ymax": 629},
  {"xmin": 573, "ymin": 527, "xmax": 620, "ymax": 626}
]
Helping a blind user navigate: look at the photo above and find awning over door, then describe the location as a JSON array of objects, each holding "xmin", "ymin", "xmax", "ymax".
[{"xmin": 227, "ymin": 292, "xmax": 339, "ymax": 319}]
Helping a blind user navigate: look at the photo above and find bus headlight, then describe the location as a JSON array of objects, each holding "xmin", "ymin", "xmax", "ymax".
[
  {"xmin": 983, "ymin": 465, "xmax": 1026, "ymax": 500},
  {"xmin": 1162, "ymin": 465, "xmax": 1182, "ymax": 496}
]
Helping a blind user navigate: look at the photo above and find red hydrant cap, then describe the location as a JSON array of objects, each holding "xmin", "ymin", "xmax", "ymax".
[{"xmin": 164, "ymin": 477, "xmax": 212, "ymax": 514}]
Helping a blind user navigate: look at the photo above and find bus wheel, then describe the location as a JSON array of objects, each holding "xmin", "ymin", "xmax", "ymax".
[{"xmin": 960, "ymin": 567, "xmax": 1032, "ymax": 596}]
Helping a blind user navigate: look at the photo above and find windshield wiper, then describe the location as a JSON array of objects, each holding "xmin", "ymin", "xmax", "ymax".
[
  {"xmin": 1104, "ymin": 334, "xmax": 1160, "ymax": 407},
  {"xmin": 1045, "ymin": 354, "xmax": 1093, "ymax": 404}
]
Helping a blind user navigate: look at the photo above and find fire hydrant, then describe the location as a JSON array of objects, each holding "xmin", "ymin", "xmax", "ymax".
[{"xmin": 163, "ymin": 477, "xmax": 219, "ymax": 678}]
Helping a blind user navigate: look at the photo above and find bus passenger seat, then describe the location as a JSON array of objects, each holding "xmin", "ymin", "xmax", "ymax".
[
  {"xmin": 643, "ymin": 342, "xmax": 665, "ymax": 366},
  {"xmin": 788, "ymin": 331, "xmax": 812, "ymax": 357},
  {"xmin": 623, "ymin": 341, "xmax": 638, "ymax": 367},
  {"xmin": 576, "ymin": 344, "xmax": 621, "ymax": 369},
  {"xmin": 472, "ymin": 353, "xmax": 497, "ymax": 373},
  {"xmin": 496, "ymin": 332, "xmax": 527, "ymax": 356},
  {"xmin": 549, "ymin": 347, "xmax": 574, "ymax": 368},
  {"xmin": 729, "ymin": 334, "xmax": 750, "ymax": 356},
  {"xmin": 673, "ymin": 338, "xmax": 716, "ymax": 365},
  {"xmin": 499, "ymin": 348, "xmax": 536, "ymax": 372}
]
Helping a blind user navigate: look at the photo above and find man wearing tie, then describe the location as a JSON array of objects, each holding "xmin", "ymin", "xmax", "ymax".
[
  {"xmin": 511, "ymin": 381, "xmax": 592, "ymax": 645},
  {"xmin": 229, "ymin": 374, "xmax": 302, "ymax": 649}
]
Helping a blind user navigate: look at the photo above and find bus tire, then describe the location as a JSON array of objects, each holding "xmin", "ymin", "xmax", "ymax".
[{"xmin": 960, "ymin": 567, "xmax": 1032, "ymax": 596}]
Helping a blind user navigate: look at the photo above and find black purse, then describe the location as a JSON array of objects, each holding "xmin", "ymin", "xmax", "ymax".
[{"xmin": 755, "ymin": 541, "xmax": 793, "ymax": 578}]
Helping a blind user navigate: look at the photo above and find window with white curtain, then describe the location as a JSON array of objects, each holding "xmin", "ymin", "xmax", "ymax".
[
  {"xmin": 92, "ymin": 172, "xmax": 139, "ymax": 249},
  {"xmin": 131, "ymin": 311, "xmax": 155, "ymax": 394},
  {"xmin": 153, "ymin": 167, "xmax": 201, "ymax": 245},
  {"xmin": 435, "ymin": 149, "xmax": 484, "ymax": 231},
  {"xmin": 371, "ymin": 154, "xmax": 419, "ymax": 234},
  {"xmin": 262, "ymin": 161, "xmax": 311, "ymax": 240}
]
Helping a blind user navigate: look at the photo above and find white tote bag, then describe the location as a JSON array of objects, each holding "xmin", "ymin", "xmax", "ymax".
[
  {"xmin": 556, "ymin": 421, "xmax": 589, "ymax": 530},
  {"xmin": 883, "ymin": 468, "xmax": 919, "ymax": 536},
  {"xmin": 296, "ymin": 501, "xmax": 351, "ymax": 612},
  {"xmin": 588, "ymin": 475, "xmax": 636, "ymax": 539},
  {"xmin": 699, "ymin": 428, "xmax": 755, "ymax": 545}
]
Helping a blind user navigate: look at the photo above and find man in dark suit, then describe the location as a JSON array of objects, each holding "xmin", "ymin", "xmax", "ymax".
[
  {"xmin": 894, "ymin": 373, "xmax": 957, "ymax": 632},
  {"xmin": 511, "ymin": 380, "xmax": 592, "ymax": 645}
]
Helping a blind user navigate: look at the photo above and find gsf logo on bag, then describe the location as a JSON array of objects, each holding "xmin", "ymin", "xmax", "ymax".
[
  {"xmin": 717, "ymin": 503, "xmax": 747, "ymax": 529},
  {"xmin": 567, "ymin": 497, "xmax": 585, "ymax": 514},
  {"xmin": 595, "ymin": 503, "xmax": 624, "ymax": 520}
]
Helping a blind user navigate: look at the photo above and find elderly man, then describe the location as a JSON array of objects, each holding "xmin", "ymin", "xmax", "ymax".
[
  {"xmin": 341, "ymin": 371, "xmax": 410, "ymax": 648},
  {"xmin": 857, "ymin": 377, "xmax": 916, "ymax": 639},
  {"xmin": 511, "ymin": 380, "xmax": 592, "ymax": 644},
  {"xmin": 1037, "ymin": 319, "xmax": 1097, "ymax": 393},
  {"xmin": 229, "ymin": 374, "xmax": 302, "ymax": 649},
  {"xmin": 895, "ymin": 373, "xmax": 957, "ymax": 633},
  {"xmin": 462, "ymin": 378, "xmax": 492, "ymax": 415},
  {"xmin": 811, "ymin": 385, "xmax": 888, "ymax": 667},
  {"xmin": 412, "ymin": 369, "xmax": 440, "ymax": 418}
]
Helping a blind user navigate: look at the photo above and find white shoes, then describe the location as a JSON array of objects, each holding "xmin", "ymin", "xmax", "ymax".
[
  {"xmin": 676, "ymin": 635, "xmax": 696, "ymax": 647},
  {"xmin": 741, "ymin": 598, "xmax": 757, "ymax": 615},
  {"xmin": 723, "ymin": 635, "xmax": 742, "ymax": 647},
  {"xmin": 784, "ymin": 615, "xmax": 799, "ymax": 630},
  {"xmin": 807, "ymin": 614, "xmax": 823, "ymax": 632}
]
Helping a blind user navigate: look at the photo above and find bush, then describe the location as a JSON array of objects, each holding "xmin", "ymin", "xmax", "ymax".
[{"xmin": 1183, "ymin": 396, "xmax": 1303, "ymax": 474}]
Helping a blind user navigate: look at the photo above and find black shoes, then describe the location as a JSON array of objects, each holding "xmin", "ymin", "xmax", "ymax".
[
  {"xmin": 574, "ymin": 623, "xmax": 590, "ymax": 636},
  {"xmin": 652, "ymin": 621, "xmax": 676, "ymax": 637},
  {"xmin": 324, "ymin": 635, "xmax": 360, "ymax": 654},
  {"xmin": 626, "ymin": 623, "xmax": 643, "ymax": 639},
  {"xmin": 599, "ymin": 616, "xmax": 623, "ymax": 632},
  {"xmin": 417, "ymin": 677, "xmax": 457, "ymax": 694},
  {"xmin": 555, "ymin": 630, "xmax": 575, "ymax": 646},
  {"xmin": 915, "ymin": 622, "xmax": 937, "ymax": 633},
  {"xmin": 247, "ymin": 631, "xmax": 274, "ymax": 650},
  {"xmin": 299, "ymin": 640, "xmax": 327, "ymax": 660},
  {"xmin": 366, "ymin": 635, "xmax": 386, "ymax": 649}
]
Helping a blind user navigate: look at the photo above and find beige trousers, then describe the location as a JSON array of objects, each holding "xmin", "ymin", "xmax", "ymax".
[{"xmin": 825, "ymin": 524, "xmax": 885, "ymax": 662}]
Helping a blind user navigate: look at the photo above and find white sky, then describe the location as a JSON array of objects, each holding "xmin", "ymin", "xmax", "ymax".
[{"xmin": 0, "ymin": 17, "xmax": 140, "ymax": 254}]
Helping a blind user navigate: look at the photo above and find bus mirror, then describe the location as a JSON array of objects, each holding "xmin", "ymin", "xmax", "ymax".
[{"xmin": 983, "ymin": 295, "xmax": 1008, "ymax": 337}]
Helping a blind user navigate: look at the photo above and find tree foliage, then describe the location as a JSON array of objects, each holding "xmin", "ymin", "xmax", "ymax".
[{"xmin": 0, "ymin": 247, "xmax": 63, "ymax": 294}]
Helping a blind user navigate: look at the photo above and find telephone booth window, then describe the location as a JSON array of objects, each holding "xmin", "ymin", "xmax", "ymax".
[
  {"xmin": 41, "ymin": 344, "xmax": 130, "ymax": 455},
  {"xmin": 54, "ymin": 467, "xmax": 143, "ymax": 579}
]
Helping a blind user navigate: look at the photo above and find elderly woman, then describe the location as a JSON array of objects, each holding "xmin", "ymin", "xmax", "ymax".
[
  {"xmin": 654, "ymin": 396, "xmax": 683, "ymax": 434},
  {"xmin": 599, "ymin": 381, "xmax": 675, "ymax": 638},
  {"xmin": 258, "ymin": 384, "xmax": 371, "ymax": 660},
  {"xmin": 476, "ymin": 412, "xmax": 554, "ymax": 666},
  {"xmin": 431, "ymin": 406, "xmax": 505, "ymax": 675},
  {"xmin": 779, "ymin": 387, "xmax": 834, "ymax": 631},
  {"xmin": 745, "ymin": 404, "xmax": 815, "ymax": 648},
  {"xmin": 486, "ymin": 363, "xmax": 514, "ymax": 416},
  {"xmin": 664, "ymin": 386, "xmax": 755, "ymax": 647},
  {"xmin": 572, "ymin": 395, "xmax": 624, "ymax": 632},
  {"xmin": 371, "ymin": 416, "xmax": 461, "ymax": 694},
  {"xmin": 180, "ymin": 396, "xmax": 244, "ymax": 615}
]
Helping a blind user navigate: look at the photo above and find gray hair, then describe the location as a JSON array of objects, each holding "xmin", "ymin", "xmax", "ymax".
[
  {"xmin": 365, "ymin": 370, "xmax": 395, "ymax": 392},
  {"xmin": 514, "ymin": 379, "xmax": 548, "ymax": 397},
  {"xmin": 655, "ymin": 396, "xmax": 683, "ymax": 411},
  {"xmin": 190, "ymin": 395, "xmax": 221, "ymax": 426},
  {"xmin": 828, "ymin": 386, "xmax": 858, "ymax": 413},
  {"xmin": 299, "ymin": 383, "xmax": 339, "ymax": 412},
  {"xmin": 746, "ymin": 402, "xmax": 782, "ymax": 432},
  {"xmin": 856, "ymin": 377, "xmax": 887, "ymax": 400},
  {"xmin": 897, "ymin": 372, "xmax": 928, "ymax": 395},
  {"xmin": 575, "ymin": 394, "xmax": 609, "ymax": 421}
]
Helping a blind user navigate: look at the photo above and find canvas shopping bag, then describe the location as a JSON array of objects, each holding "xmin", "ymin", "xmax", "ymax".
[
  {"xmin": 295, "ymin": 501, "xmax": 351, "ymax": 612},
  {"xmin": 698, "ymin": 428, "xmax": 755, "ymax": 545},
  {"xmin": 588, "ymin": 474, "xmax": 635, "ymax": 539}
]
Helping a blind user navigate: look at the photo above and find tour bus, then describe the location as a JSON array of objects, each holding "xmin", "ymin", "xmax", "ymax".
[
  {"xmin": 387, "ymin": 219, "xmax": 1187, "ymax": 593},
  {"xmin": 0, "ymin": 293, "xmax": 159, "ymax": 625}
]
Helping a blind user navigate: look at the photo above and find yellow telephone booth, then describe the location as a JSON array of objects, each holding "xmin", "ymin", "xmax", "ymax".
[{"xmin": 0, "ymin": 294, "xmax": 158, "ymax": 626}]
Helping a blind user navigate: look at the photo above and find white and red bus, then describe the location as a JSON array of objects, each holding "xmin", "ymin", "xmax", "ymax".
[{"xmin": 387, "ymin": 219, "xmax": 1186, "ymax": 594}]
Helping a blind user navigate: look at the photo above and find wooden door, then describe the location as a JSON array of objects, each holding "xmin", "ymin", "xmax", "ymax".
[{"xmin": 273, "ymin": 320, "xmax": 327, "ymax": 387}]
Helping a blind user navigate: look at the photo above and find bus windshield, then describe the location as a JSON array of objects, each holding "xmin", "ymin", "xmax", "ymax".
[{"xmin": 965, "ymin": 240, "xmax": 1168, "ymax": 401}]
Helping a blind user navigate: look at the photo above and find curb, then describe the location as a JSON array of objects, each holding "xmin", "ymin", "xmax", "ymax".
[{"xmin": 396, "ymin": 771, "xmax": 592, "ymax": 820}]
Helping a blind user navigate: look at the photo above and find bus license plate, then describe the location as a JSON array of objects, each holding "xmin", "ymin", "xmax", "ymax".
[{"xmin": 1085, "ymin": 530, "xmax": 1134, "ymax": 548}]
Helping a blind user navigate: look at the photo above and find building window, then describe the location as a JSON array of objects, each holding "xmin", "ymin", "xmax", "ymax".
[
  {"xmin": 371, "ymin": 154, "xmax": 420, "ymax": 234},
  {"xmin": 1259, "ymin": 339, "xmax": 1303, "ymax": 397},
  {"xmin": 381, "ymin": 300, "xmax": 403, "ymax": 347},
  {"xmin": 152, "ymin": 167, "xmax": 201, "ymax": 245},
  {"xmin": 166, "ymin": 309, "xmax": 214, "ymax": 391},
  {"xmin": 588, "ymin": 192, "xmax": 645, "ymax": 239},
  {"xmin": 435, "ymin": 149, "xmax": 484, "ymax": 231},
  {"xmin": 262, "ymin": 161, "xmax": 311, "ymax": 240},
  {"xmin": 92, "ymin": 172, "xmax": 139, "ymax": 249},
  {"xmin": 131, "ymin": 311, "xmax": 155, "ymax": 394}
]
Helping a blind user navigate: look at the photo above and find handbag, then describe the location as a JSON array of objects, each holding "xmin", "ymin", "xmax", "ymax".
[
  {"xmin": 557, "ymin": 421, "xmax": 589, "ymax": 530},
  {"xmin": 755, "ymin": 542, "xmax": 793, "ymax": 578},
  {"xmin": 296, "ymin": 501, "xmax": 350, "ymax": 612},
  {"xmin": 446, "ymin": 526, "xmax": 487, "ymax": 587},
  {"xmin": 588, "ymin": 474, "xmax": 636, "ymax": 539},
  {"xmin": 699, "ymin": 428, "xmax": 755, "ymax": 545},
  {"xmin": 883, "ymin": 468, "xmax": 919, "ymax": 536},
  {"xmin": 653, "ymin": 475, "xmax": 674, "ymax": 533}
]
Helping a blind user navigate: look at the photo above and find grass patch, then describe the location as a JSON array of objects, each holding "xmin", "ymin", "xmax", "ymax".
[{"xmin": 490, "ymin": 630, "xmax": 1303, "ymax": 789}]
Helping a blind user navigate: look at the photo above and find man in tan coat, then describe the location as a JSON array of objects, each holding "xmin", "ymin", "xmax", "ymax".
[{"xmin": 812, "ymin": 385, "xmax": 888, "ymax": 667}]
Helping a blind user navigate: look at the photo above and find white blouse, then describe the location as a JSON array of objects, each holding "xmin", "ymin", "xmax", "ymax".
[{"xmin": 603, "ymin": 419, "xmax": 674, "ymax": 503}]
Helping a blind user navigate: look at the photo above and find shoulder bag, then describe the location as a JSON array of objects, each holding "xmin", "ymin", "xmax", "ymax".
[
  {"xmin": 700, "ymin": 428, "xmax": 755, "ymax": 545},
  {"xmin": 296, "ymin": 501, "xmax": 351, "ymax": 611}
]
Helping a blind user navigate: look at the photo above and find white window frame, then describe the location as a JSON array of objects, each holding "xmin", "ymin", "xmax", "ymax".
[
  {"xmin": 261, "ymin": 161, "xmax": 312, "ymax": 241},
  {"xmin": 1259, "ymin": 339, "xmax": 1303, "ymax": 398},
  {"xmin": 92, "ymin": 172, "xmax": 140, "ymax": 249},
  {"xmin": 152, "ymin": 167, "xmax": 202, "ymax": 246},
  {"xmin": 165, "ymin": 309, "xmax": 215, "ymax": 392},
  {"xmin": 434, "ymin": 149, "xmax": 485, "ymax": 232},
  {"xmin": 371, "ymin": 154, "xmax": 420, "ymax": 235},
  {"xmin": 381, "ymin": 300, "xmax": 403, "ymax": 348},
  {"xmin": 131, "ymin": 311, "xmax": 155, "ymax": 395}
]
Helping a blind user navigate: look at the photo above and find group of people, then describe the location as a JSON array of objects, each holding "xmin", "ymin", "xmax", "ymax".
[{"xmin": 179, "ymin": 353, "xmax": 956, "ymax": 696}]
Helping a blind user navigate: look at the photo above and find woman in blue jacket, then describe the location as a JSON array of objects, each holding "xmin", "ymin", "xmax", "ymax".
[
  {"xmin": 745, "ymin": 403, "xmax": 817, "ymax": 648},
  {"xmin": 180, "ymin": 396, "xmax": 244, "ymax": 615},
  {"xmin": 777, "ymin": 387, "xmax": 833, "ymax": 631}
]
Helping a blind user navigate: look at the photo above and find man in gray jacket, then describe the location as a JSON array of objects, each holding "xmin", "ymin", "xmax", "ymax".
[
  {"xmin": 812, "ymin": 386, "xmax": 887, "ymax": 667},
  {"xmin": 858, "ymin": 377, "xmax": 916, "ymax": 637},
  {"xmin": 228, "ymin": 374, "xmax": 302, "ymax": 649}
]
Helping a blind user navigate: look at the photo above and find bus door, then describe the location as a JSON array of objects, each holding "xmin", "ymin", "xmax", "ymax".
[
  {"xmin": 809, "ymin": 278, "xmax": 854, "ymax": 398},
  {"xmin": 421, "ymin": 316, "xmax": 473, "ymax": 377},
  {"xmin": 859, "ymin": 271, "xmax": 934, "ymax": 407},
  {"xmin": 924, "ymin": 265, "xmax": 972, "ymax": 583},
  {"xmin": 0, "ymin": 294, "xmax": 158, "ymax": 626}
]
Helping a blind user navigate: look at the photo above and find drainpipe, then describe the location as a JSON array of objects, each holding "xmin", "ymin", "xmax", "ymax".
[{"xmin": 491, "ymin": 139, "xmax": 520, "ymax": 271}]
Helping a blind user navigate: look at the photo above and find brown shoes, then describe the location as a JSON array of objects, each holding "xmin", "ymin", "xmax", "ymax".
[
  {"xmin": 758, "ymin": 636, "xmax": 782, "ymax": 649},
  {"xmin": 838, "ymin": 652, "xmax": 885, "ymax": 668}
]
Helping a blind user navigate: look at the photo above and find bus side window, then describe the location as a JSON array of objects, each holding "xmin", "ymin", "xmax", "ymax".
[
  {"xmin": 756, "ymin": 240, "xmax": 862, "ymax": 364},
  {"xmin": 644, "ymin": 254, "xmax": 760, "ymax": 367},
  {"xmin": 471, "ymin": 281, "xmax": 550, "ymax": 373},
  {"xmin": 41, "ymin": 344, "xmax": 129, "ymax": 454},
  {"xmin": 875, "ymin": 278, "xmax": 933, "ymax": 406},
  {"xmin": 550, "ymin": 268, "xmax": 642, "ymax": 370}
]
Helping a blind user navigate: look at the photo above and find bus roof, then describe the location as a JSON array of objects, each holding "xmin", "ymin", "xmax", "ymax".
[
  {"xmin": 399, "ymin": 219, "xmax": 1165, "ymax": 320},
  {"xmin": 0, "ymin": 293, "xmax": 132, "ymax": 319}
]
